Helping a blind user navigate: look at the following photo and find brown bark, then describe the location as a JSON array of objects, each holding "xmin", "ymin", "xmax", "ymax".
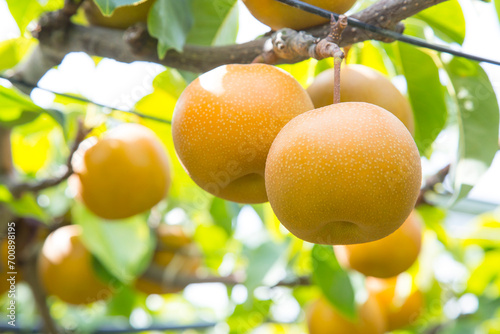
[{"xmin": 29, "ymin": 0, "xmax": 446, "ymax": 74}]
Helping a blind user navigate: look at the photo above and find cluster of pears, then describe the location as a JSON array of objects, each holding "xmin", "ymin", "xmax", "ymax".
[
  {"xmin": 308, "ymin": 211, "xmax": 425, "ymax": 333},
  {"xmin": 37, "ymin": 122, "xmax": 190, "ymax": 305},
  {"xmin": 172, "ymin": 61, "xmax": 424, "ymax": 332},
  {"xmin": 307, "ymin": 274, "xmax": 424, "ymax": 334},
  {"xmin": 38, "ymin": 224, "xmax": 199, "ymax": 305},
  {"xmin": 172, "ymin": 62, "xmax": 421, "ymax": 246}
]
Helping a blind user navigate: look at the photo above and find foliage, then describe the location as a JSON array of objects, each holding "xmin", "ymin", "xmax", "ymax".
[{"xmin": 0, "ymin": 0, "xmax": 500, "ymax": 333}]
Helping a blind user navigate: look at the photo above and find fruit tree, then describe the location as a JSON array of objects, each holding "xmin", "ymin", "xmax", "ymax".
[{"xmin": 0, "ymin": 0, "xmax": 500, "ymax": 333}]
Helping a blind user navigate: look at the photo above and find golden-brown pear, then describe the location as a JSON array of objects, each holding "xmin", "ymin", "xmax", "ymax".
[
  {"xmin": 367, "ymin": 276, "xmax": 424, "ymax": 331},
  {"xmin": 38, "ymin": 225, "xmax": 113, "ymax": 305},
  {"xmin": 242, "ymin": 0, "xmax": 357, "ymax": 31},
  {"xmin": 83, "ymin": 0, "xmax": 154, "ymax": 29},
  {"xmin": 307, "ymin": 64, "xmax": 415, "ymax": 134},
  {"xmin": 76, "ymin": 123, "xmax": 171, "ymax": 220},
  {"xmin": 307, "ymin": 295, "xmax": 386, "ymax": 334},
  {"xmin": 135, "ymin": 225, "xmax": 201, "ymax": 294},
  {"xmin": 335, "ymin": 211, "xmax": 422, "ymax": 278},
  {"xmin": 265, "ymin": 102, "xmax": 421, "ymax": 245},
  {"xmin": 172, "ymin": 64, "xmax": 314, "ymax": 204}
]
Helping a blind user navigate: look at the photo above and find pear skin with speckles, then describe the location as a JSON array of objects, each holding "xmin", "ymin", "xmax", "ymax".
[
  {"xmin": 307, "ymin": 64, "xmax": 415, "ymax": 135},
  {"xmin": 334, "ymin": 210, "xmax": 422, "ymax": 277},
  {"xmin": 265, "ymin": 102, "xmax": 421, "ymax": 245},
  {"xmin": 76, "ymin": 123, "xmax": 171, "ymax": 220},
  {"xmin": 172, "ymin": 64, "xmax": 314, "ymax": 204},
  {"xmin": 242, "ymin": 0, "xmax": 357, "ymax": 31},
  {"xmin": 307, "ymin": 295, "xmax": 386, "ymax": 334}
]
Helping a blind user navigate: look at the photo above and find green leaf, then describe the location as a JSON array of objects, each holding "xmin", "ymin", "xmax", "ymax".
[
  {"xmin": 194, "ymin": 224, "xmax": 228, "ymax": 270},
  {"xmin": 72, "ymin": 202, "xmax": 155, "ymax": 283},
  {"xmin": 278, "ymin": 59, "xmax": 317, "ymax": 87},
  {"xmin": 468, "ymin": 250, "xmax": 500, "ymax": 295},
  {"xmin": 0, "ymin": 186, "xmax": 11, "ymax": 202},
  {"xmin": 358, "ymin": 41, "xmax": 389, "ymax": 75},
  {"xmin": 463, "ymin": 214, "xmax": 500, "ymax": 249},
  {"xmin": 0, "ymin": 186, "xmax": 49, "ymax": 223},
  {"xmin": 0, "ymin": 38, "xmax": 36, "ymax": 72},
  {"xmin": 415, "ymin": 0, "xmax": 465, "ymax": 45},
  {"xmin": 475, "ymin": 296, "xmax": 500, "ymax": 321},
  {"xmin": 152, "ymin": 69, "xmax": 187, "ymax": 99},
  {"xmin": 91, "ymin": 0, "xmax": 145, "ymax": 15},
  {"xmin": 445, "ymin": 57, "xmax": 499, "ymax": 204},
  {"xmin": 496, "ymin": 0, "xmax": 500, "ymax": 24},
  {"xmin": 187, "ymin": 0, "xmax": 239, "ymax": 46},
  {"xmin": 209, "ymin": 197, "xmax": 239, "ymax": 236},
  {"xmin": 0, "ymin": 85, "xmax": 67, "ymax": 128},
  {"xmin": 227, "ymin": 297, "xmax": 272, "ymax": 333},
  {"xmin": 148, "ymin": 0, "xmax": 193, "ymax": 57},
  {"xmin": 397, "ymin": 43, "xmax": 447, "ymax": 154},
  {"xmin": 403, "ymin": 18, "xmax": 428, "ymax": 40},
  {"xmin": 311, "ymin": 245, "xmax": 356, "ymax": 320},
  {"xmin": 8, "ymin": 193, "xmax": 49, "ymax": 222},
  {"xmin": 314, "ymin": 58, "xmax": 334, "ymax": 76},
  {"xmin": 0, "ymin": 85, "xmax": 44, "ymax": 127},
  {"xmin": 106, "ymin": 285, "xmax": 139, "ymax": 317},
  {"xmin": 6, "ymin": 0, "xmax": 42, "ymax": 32},
  {"xmin": 244, "ymin": 239, "xmax": 290, "ymax": 292},
  {"xmin": 5, "ymin": 0, "xmax": 63, "ymax": 32},
  {"xmin": 43, "ymin": 109, "xmax": 66, "ymax": 129},
  {"xmin": 417, "ymin": 205, "xmax": 449, "ymax": 247}
]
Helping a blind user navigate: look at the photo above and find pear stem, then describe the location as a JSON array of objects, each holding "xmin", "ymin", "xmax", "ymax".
[
  {"xmin": 333, "ymin": 56, "xmax": 342, "ymax": 104},
  {"xmin": 329, "ymin": 15, "xmax": 346, "ymax": 105}
]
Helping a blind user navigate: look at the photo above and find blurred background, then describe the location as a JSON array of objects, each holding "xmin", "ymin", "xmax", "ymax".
[{"xmin": 1, "ymin": 0, "xmax": 500, "ymax": 333}]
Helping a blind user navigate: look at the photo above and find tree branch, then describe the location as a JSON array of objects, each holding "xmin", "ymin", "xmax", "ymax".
[
  {"xmin": 415, "ymin": 164, "xmax": 451, "ymax": 206},
  {"xmin": 9, "ymin": 120, "xmax": 89, "ymax": 198},
  {"xmin": 141, "ymin": 264, "xmax": 310, "ymax": 289},
  {"xmin": 21, "ymin": 248, "xmax": 60, "ymax": 334},
  {"xmin": 254, "ymin": 15, "xmax": 347, "ymax": 64},
  {"xmin": 0, "ymin": 127, "xmax": 14, "ymax": 234},
  {"xmin": 0, "ymin": 127, "xmax": 14, "ymax": 178},
  {"xmin": 7, "ymin": 0, "xmax": 83, "ymax": 94},
  {"xmin": 31, "ymin": 0, "xmax": 445, "ymax": 74}
]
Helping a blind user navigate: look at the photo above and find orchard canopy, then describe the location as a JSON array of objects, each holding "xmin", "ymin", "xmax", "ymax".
[{"xmin": 1, "ymin": 0, "xmax": 500, "ymax": 333}]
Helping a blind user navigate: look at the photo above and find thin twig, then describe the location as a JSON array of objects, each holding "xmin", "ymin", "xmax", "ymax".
[
  {"xmin": 329, "ymin": 15, "xmax": 348, "ymax": 45},
  {"xmin": 9, "ymin": 120, "xmax": 90, "ymax": 198},
  {"xmin": 141, "ymin": 264, "xmax": 311, "ymax": 289},
  {"xmin": 272, "ymin": 275, "xmax": 311, "ymax": 288},
  {"xmin": 141, "ymin": 266, "xmax": 243, "ymax": 287},
  {"xmin": 415, "ymin": 164, "xmax": 451, "ymax": 206}
]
